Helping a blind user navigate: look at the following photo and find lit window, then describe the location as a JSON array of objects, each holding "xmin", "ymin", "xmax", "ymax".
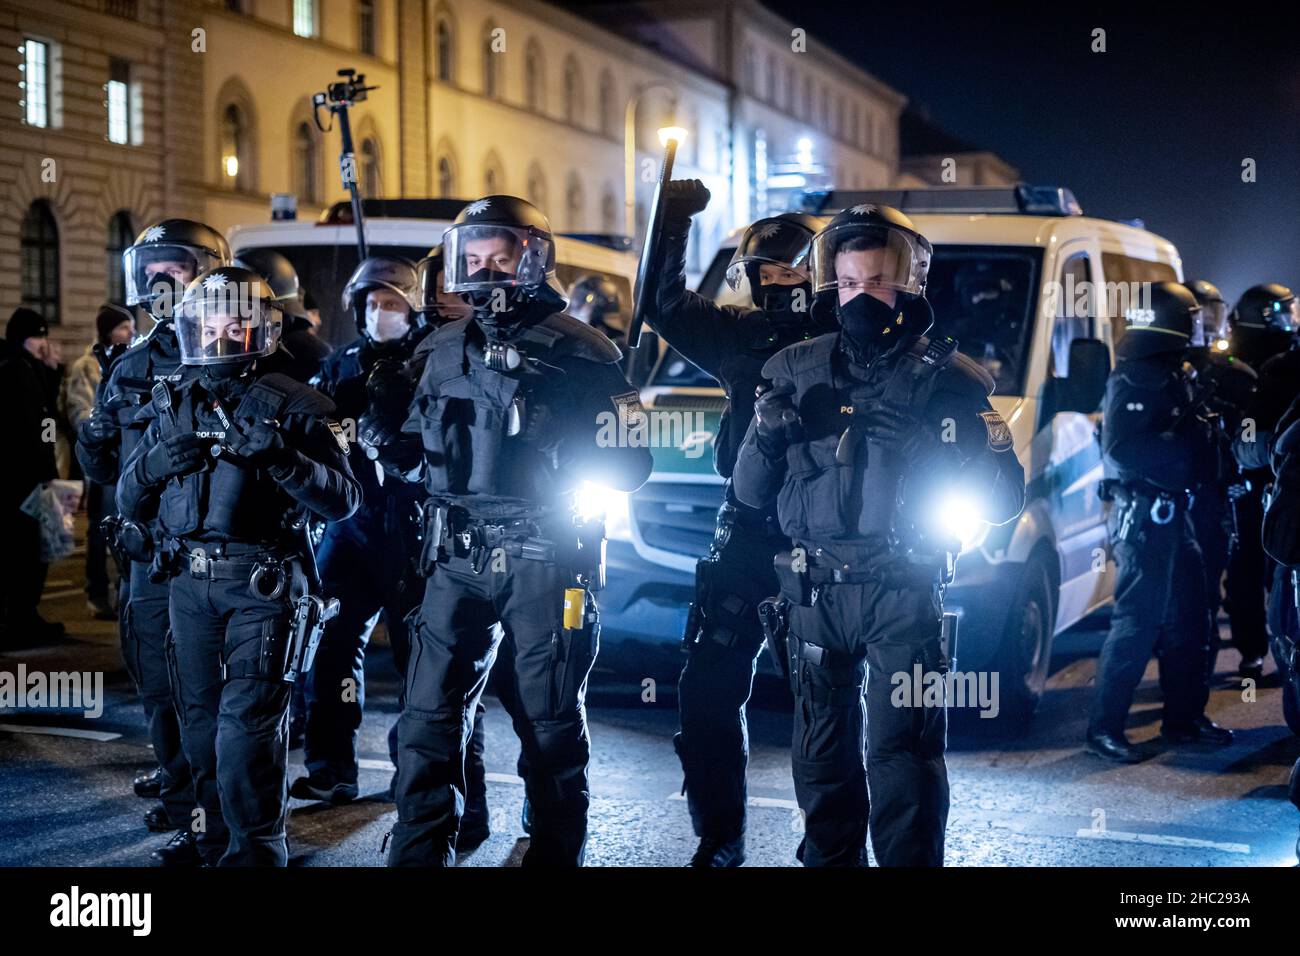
[
  {"xmin": 293, "ymin": 0, "xmax": 316, "ymax": 39},
  {"xmin": 22, "ymin": 38, "xmax": 50, "ymax": 128},
  {"xmin": 107, "ymin": 59, "xmax": 130, "ymax": 144}
]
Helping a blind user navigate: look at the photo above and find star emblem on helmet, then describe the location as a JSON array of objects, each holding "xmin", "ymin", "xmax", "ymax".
[
  {"xmin": 202, "ymin": 273, "xmax": 229, "ymax": 291},
  {"xmin": 754, "ymin": 222, "xmax": 782, "ymax": 240},
  {"xmin": 143, "ymin": 224, "xmax": 166, "ymax": 242},
  {"xmin": 465, "ymin": 199, "xmax": 491, "ymax": 216},
  {"xmin": 849, "ymin": 204, "xmax": 877, "ymax": 216}
]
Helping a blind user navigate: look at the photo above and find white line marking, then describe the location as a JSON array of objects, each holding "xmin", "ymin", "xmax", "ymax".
[
  {"xmin": 668, "ymin": 792, "xmax": 799, "ymax": 810},
  {"xmin": 0, "ymin": 723, "xmax": 121, "ymax": 742},
  {"xmin": 1075, "ymin": 828, "xmax": 1250, "ymax": 854}
]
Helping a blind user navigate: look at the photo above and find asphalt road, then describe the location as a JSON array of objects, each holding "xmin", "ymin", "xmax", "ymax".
[{"xmin": 2, "ymin": 533, "xmax": 1298, "ymax": 868}]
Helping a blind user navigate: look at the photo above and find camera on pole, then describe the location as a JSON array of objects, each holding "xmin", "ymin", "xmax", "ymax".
[{"xmin": 312, "ymin": 68, "xmax": 378, "ymax": 260}]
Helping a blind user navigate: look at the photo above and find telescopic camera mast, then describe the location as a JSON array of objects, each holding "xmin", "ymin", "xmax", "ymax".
[{"xmin": 313, "ymin": 68, "xmax": 378, "ymax": 260}]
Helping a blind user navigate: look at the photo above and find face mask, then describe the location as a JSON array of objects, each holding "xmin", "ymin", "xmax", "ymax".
[
  {"xmin": 836, "ymin": 291, "xmax": 900, "ymax": 353},
  {"xmin": 366, "ymin": 308, "xmax": 411, "ymax": 343},
  {"xmin": 759, "ymin": 281, "xmax": 812, "ymax": 317}
]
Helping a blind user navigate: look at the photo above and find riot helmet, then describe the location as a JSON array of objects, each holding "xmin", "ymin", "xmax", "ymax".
[
  {"xmin": 175, "ymin": 267, "xmax": 282, "ymax": 367},
  {"xmin": 340, "ymin": 256, "xmax": 422, "ymax": 344},
  {"xmin": 232, "ymin": 248, "xmax": 309, "ymax": 318},
  {"xmin": 1115, "ymin": 281, "xmax": 1200, "ymax": 360},
  {"xmin": 414, "ymin": 244, "xmax": 472, "ymax": 324},
  {"xmin": 724, "ymin": 213, "xmax": 819, "ymax": 317},
  {"xmin": 124, "ymin": 219, "xmax": 230, "ymax": 316}
]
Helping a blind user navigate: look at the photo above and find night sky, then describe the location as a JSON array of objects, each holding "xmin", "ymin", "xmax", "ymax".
[{"xmin": 764, "ymin": 1, "xmax": 1300, "ymax": 304}]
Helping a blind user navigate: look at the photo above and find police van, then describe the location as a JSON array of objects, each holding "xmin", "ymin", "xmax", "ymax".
[
  {"xmin": 596, "ymin": 185, "xmax": 1183, "ymax": 721},
  {"xmin": 227, "ymin": 199, "xmax": 640, "ymax": 351}
]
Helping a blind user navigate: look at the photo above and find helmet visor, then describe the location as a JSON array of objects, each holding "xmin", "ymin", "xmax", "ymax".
[
  {"xmin": 809, "ymin": 223, "xmax": 931, "ymax": 298},
  {"xmin": 177, "ymin": 279, "xmax": 281, "ymax": 365},
  {"xmin": 723, "ymin": 221, "xmax": 813, "ymax": 292},
  {"xmin": 124, "ymin": 243, "xmax": 226, "ymax": 309},
  {"xmin": 442, "ymin": 224, "xmax": 555, "ymax": 293}
]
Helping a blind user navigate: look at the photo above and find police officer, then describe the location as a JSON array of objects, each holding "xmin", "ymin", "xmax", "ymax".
[
  {"xmin": 567, "ymin": 274, "xmax": 626, "ymax": 345},
  {"xmin": 117, "ymin": 267, "xmax": 360, "ymax": 866},
  {"xmin": 647, "ymin": 179, "xmax": 832, "ymax": 866},
  {"xmin": 732, "ymin": 204, "xmax": 1025, "ymax": 866},
  {"xmin": 1183, "ymin": 280, "xmax": 1257, "ymax": 681},
  {"xmin": 1229, "ymin": 284, "xmax": 1300, "ymax": 677},
  {"xmin": 1088, "ymin": 282, "xmax": 1234, "ymax": 763},
  {"xmin": 76, "ymin": 219, "xmax": 230, "ymax": 859},
  {"xmin": 231, "ymin": 248, "xmax": 333, "ymax": 383},
  {"xmin": 376, "ymin": 195, "xmax": 653, "ymax": 866}
]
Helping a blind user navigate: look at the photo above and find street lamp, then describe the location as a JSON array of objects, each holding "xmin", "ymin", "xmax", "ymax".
[{"xmin": 624, "ymin": 82, "xmax": 676, "ymax": 240}]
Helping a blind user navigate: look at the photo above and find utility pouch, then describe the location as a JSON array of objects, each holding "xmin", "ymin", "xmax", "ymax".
[
  {"xmin": 773, "ymin": 549, "xmax": 813, "ymax": 606},
  {"xmin": 758, "ymin": 597, "xmax": 791, "ymax": 680},
  {"xmin": 417, "ymin": 502, "xmax": 449, "ymax": 575}
]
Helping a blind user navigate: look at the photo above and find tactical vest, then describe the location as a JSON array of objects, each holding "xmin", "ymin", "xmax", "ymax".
[
  {"xmin": 411, "ymin": 314, "xmax": 616, "ymax": 506},
  {"xmin": 155, "ymin": 372, "xmax": 326, "ymax": 541},
  {"xmin": 779, "ymin": 334, "xmax": 962, "ymax": 544},
  {"xmin": 112, "ymin": 327, "xmax": 184, "ymax": 469}
]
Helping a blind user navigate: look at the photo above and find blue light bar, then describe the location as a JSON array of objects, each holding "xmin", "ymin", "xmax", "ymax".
[{"xmin": 797, "ymin": 184, "xmax": 1084, "ymax": 217}]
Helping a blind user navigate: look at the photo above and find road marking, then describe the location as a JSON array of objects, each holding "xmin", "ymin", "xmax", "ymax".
[
  {"xmin": 1075, "ymin": 828, "xmax": 1250, "ymax": 855},
  {"xmin": 355, "ymin": 759, "xmax": 524, "ymax": 787},
  {"xmin": 668, "ymin": 792, "xmax": 799, "ymax": 810},
  {"xmin": 0, "ymin": 723, "xmax": 121, "ymax": 742}
]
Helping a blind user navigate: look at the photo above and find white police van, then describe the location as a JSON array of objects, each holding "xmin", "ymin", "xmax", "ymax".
[
  {"xmin": 596, "ymin": 185, "xmax": 1183, "ymax": 721},
  {"xmin": 227, "ymin": 199, "xmax": 640, "ymax": 350}
]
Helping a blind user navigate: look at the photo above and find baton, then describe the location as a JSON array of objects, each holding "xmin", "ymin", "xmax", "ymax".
[{"xmin": 628, "ymin": 130, "xmax": 684, "ymax": 350}]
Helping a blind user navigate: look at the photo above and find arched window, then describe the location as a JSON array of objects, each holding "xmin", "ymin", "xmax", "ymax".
[
  {"xmin": 220, "ymin": 102, "xmax": 251, "ymax": 191},
  {"xmin": 565, "ymin": 173, "xmax": 585, "ymax": 230},
  {"xmin": 601, "ymin": 190, "xmax": 618, "ymax": 234},
  {"xmin": 360, "ymin": 137, "xmax": 381, "ymax": 197},
  {"xmin": 21, "ymin": 200, "xmax": 60, "ymax": 323},
  {"xmin": 785, "ymin": 65, "xmax": 795, "ymax": 112},
  {"xmin": 524, "ymin": 40, "xmax": 544, "ymax": 112},
  {"xmin": 483, "ymin": 150, "xmax": 505, "ymax": 194},
  {"xmin": 435, "ymin": 12, "xmax": 454, "ymax": 83},
  {"xmin": 526, "ymin": 163, "xmax": 547, "ymax": 213},
  {"xmin": 482, "ymin": 21, "xmax": 501, "ymax": 98},
  {"xmin": 563, "ymin": 56, "xmax": 583, "ymax": 126},
  {"xmin": 358, "ymin": 0, "xmax": 377, "ymax": 56},
  {"xmin": 437, "ymin": 153, "xmax": 456, "ymax": 198},
  {"xmin": 105, "ymin": 210, "xmax": 134, "ymax": 304},
  {"xmin": 599, "ymin": 70, "xmax": 616, "ymax": 137},
  {"xmin": 802, "ymin": 75, "xmax": 812, "ymax": 118},
  {"xmin": 741, "ymin": 45, "xmax": 755, "ymax": 92},
  {"xmin": 292, "ymin": 120, "xmax": 320, "ymax": 203},
  {"xmin": 766, "ymin": 52, "xmax": 777, "ymax": 103}
]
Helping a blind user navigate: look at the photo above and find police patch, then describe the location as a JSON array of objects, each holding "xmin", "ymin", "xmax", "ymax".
[
  {"xmin": 327, "ymin": 420, "xmax": 350, "ymax": 454},
  {"xmin": 611, "ymin": 389, "xmax": 646, "ymax": 425},
  {"xmin": 980, "ymin": 410, "xmax": 1013, "ymax": 452}
]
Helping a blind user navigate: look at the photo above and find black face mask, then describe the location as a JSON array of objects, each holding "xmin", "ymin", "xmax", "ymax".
[
  {"xmin": 759, "ymin": 280, "xmax": 812, "ymax": 317},
  {"xmin": 836, "ymin": 291, "xmax": 900, "ymax": 355}
]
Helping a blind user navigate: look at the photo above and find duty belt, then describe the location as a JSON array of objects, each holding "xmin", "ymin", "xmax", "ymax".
[
  {"xmin": 176, "ymin": 543, "xmax": 296, "ymax": 601},
  {"xmin": 712, "ymin": 501, "xmax": 784, "ymax": 552},
  {"xmin": 1110, "ymin": 484, "xmax": 1194, "ymax": 524}
]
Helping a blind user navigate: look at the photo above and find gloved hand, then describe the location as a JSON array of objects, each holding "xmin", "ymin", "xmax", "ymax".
[
  {"xmin": 753, "ymin": 383, "xmax": 802, "ymax": 458},
  {"xmin": 357, "ymin": 409, "xmax": 402, "ymax": 459},
  {"xmin": 664, "ymin": 179, "xmax": 711, "ymax": 221},
  {"xmin": 366, "ymin": 358, "xmax": 416, "ymax": 415},
  {"xmin": 863, "ymin": 402, "xmax": 945, "ymax": 462},
  {"xmin": 141, "ymin": 433, "xmax": 212, "ymax": 484},
  {"xmin": 226, "ymin": 419, "xmax": 293, "ymax": 470},
  {"xmin": 78, "ymin": 405, "xmax": 118, "ymax": 448}
]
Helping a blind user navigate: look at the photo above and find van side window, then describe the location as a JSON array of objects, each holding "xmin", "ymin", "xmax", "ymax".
[
  {"xmin": 1100, "ymin": 252, "xmax": 1177, "ymax": 351},
  {"xmin": 1051, "ymin": 252, "xmax": 1093, "ymax": 377}
]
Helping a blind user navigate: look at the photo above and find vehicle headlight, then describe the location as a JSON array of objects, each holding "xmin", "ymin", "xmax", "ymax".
[
  {"xmin": 576, "ymin": 481, "xmax": 632, "ymax": 541},
  {"xmin": 937, "ymin": 492, "xmax": 989, "ymax": 554}
]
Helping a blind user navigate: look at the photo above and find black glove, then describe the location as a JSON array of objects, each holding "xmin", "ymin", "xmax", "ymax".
[
  {"xmin": 225, "ymin": 419, "xmax": 294, "ymax": 470},
  {"xmin": 366, "ymin": 357, "xmax": 416, "ymax": 414},
  {"xmin": 664, "ymin": 179, "xmax": 711, "ymax": 221},
  {"xmin": 863, "ymin": 402, "xmax": 945, "ymax": 462},
  {"xmin": 753, "ymin": 383, "xmax": 802, "ymax": 459},
  {"xmin": 78, "ymin": 405, "xmax": 117, "ymax": 448},
  {"xmin": 141, "ymin": 433, "xmax": 212, "ymax": 484}
]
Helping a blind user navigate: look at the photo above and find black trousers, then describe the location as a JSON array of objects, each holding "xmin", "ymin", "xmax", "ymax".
[
  {"xmin": 85, "ymin": 481, "xmax": 111, "ymax": 603},
  {"xmin": 786, "ymin": 575, "xmax": 948, "ymax": 867},
  {"xmin": 389, "ymin": 553, "xmax": 597, "ymax": 867},
  {"xmin": 1090, "ymin": 506, "xmax": 1212, "ymax": 737},
  {"xmin": 1190, "ymin": 491, "xmax": 1231, "ymax": 681},
  {"xmin": 169, "ymin": 568, "xmax": 297, "ymax": 866},
  {"xmin": 0, "ymin": 509, "xmax": 48, "ymax": 640},
  {"xmin": 123, "ymin": 561, "xmax": 193, "ymax": 825},
  {"xmin": 675, "ymin": 525, "xmax": 784, "ymax": 844},
  {"xmin": 1224, "ymin": 482, "xmax": 1270, "ymax": 660}
]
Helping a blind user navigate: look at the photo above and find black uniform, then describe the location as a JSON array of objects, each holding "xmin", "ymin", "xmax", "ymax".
[
  {"xmin": 384, "ymin": 305, "xmax": 653, "ymax": 867},
  {"xmin": 77, "ymin": 323, "xmax": 196, "ymax": 829},
  {"xmin": 117, "ymin": 366, "xmax": 360, "ymax": 865},
  {"xmin": 648, "ymin": 215, "xmax": 828, "ymax": 854},
  {"xmin": 732, "ymin": 331, "xmax": 1025, "ymax": 866},
  {"xmin": 1261, "ymin": 397, "xmax": 1300, "ymax": 737},
  {"xmin": 1185, "ymin": 348, "xmax": 1257, "ymax": 676},
  {"xmin": 1091, "ymin": 352, "xmax": 1221, "ymax": 739}
]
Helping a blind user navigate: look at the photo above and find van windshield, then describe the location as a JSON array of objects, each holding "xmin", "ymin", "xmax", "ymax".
[
  {"xmin": 236, "ymin": 242, "xmax": 429, "ymax": 346},
  {"xmin": 693, "ymin": 242, "xmax": 1041, "ymax": 395}
]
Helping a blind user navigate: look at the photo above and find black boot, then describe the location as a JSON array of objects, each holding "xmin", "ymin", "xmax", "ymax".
[
  {"xmin": 1085, "ymin": 729, "xmax": 1143, "ymax": 763},
  {"xmin": 289, "ymin": 773, "xmax": 359, "ymax": 805},
  {"xmin": 133, "ymin": 767, "xmax": 163, "ymax": 799},
  {"xmin": 144, "ymin": 804, "xmax": 181, "ymax": 832},
  {"xmin": 688, "ymin": 836, "xmax": 746, "ymax": 867},
  {"xmin": 151, "ymin": 830, "xmax": 203, "ymax": 867},
  {"xmin": 1162, "ymin": 715, "xmax": 1234, "ymax": 745}
]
